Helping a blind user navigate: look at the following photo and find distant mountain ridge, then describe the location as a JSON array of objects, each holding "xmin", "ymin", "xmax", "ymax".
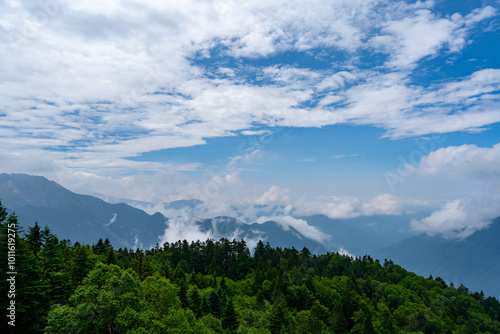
[
  {"xmin": 0, "ymin": 173, "xmax": 167, "ymax": 248},
  {"xmin": 0, "ymin": 173, "xmax": 326, "ymax": 251},
  {"xmin": 2, "ymin": 173, "xmax": 499, "ymax": 298},
  {"xmin": 298, "ymin": 214, "xmax": 419, "ymax": 255},
  {"xmin": 373, "ymin": 217, "xmax": 500, "ymax": 298},
  {"xmin": 196, "ymin": 216, "xmax": 328, "ymax": 253}
]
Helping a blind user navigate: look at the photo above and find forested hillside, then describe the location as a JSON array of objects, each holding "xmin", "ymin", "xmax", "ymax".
[{"xmin": 1, "ymin": 201, "xmax": 500, "ymax": 334}]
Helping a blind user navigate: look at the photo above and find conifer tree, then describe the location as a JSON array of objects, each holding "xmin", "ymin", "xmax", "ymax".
[
  {"xmin": 269, "ymin": 303, "xmax": 286, "ymax": 334},
  {"xmin": 188, "ymin": 286, "xmax": 203, "ymax": 317},
  {"xmin": 222, "ymin": 298, "xmax": 238, "ymax": 333},
  {"xmin": 208, "ymin": 288, "xmax": 222, "ymax": 318},
  {"xmin": 26, "ymin": 222, "xmax": 42, "ymax": 256},
  {"xmin": 178, "ymin": 277, "xmax": 189, "ymax": 309}
]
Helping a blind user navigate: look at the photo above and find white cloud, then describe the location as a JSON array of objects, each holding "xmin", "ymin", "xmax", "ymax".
[
  {"xmin": 255, "ymin": 185, "xmax": 289, "ymax": 206},
  {"xmin": 0, "ymin": 0, "xmax": 498, "ymax": 235},
  {"xmin": 256, "ymin": 214, "xmax": 330, "ymax": 243},
  {"xmin": 158, "ymin": 208, "xmax": 214, "ymax": 245},
  {"xmin": 338, "ymin": 69, "xmax": 500, "ymax": 139},
  {"xmin": 292, "ymin": 193, "xmax": 427, "ymax": 219},
  {"xmin": 0, "ymin": 0, "xmax": 497, "ymax": 179},
  {"xmin": 54, "ymin": 169, "xmax": 193, "ymax": 205},
  {"xmin": 293, "ymin": 195, "xmax": 361, "ymax": 219},
  {"xmin": 410, "ymin": 199, "xmax": 493, "ymax": 239},
  {"xmin": 337, "ymin": 246, "xmax": 356, "ymax": 258},
  {"xmin": 106, "ymin": 213, "xmax": 117, "ymax": 226},
  {"xmin": 417, "ymin": 143, "xmax": 500, "ymax": 181},
  {"xmin": 240, "ymin": 130, "xmax": 272, "ymax": 136},
  {"xmin": 371, "ymin": 6, "xmax": 497, "ymax": 69},
  {"xmin": 317, "ymin": 71, "xmax": 357, "ymax": 91},
  {"xmin": 330, "ymin": 153, "xmax": 360, "ymax": 159},
  {"xmin": 409, "ymin": 143, "xmax": 500, "ymax": 238},
  {"xmin": 372, "ymin": 9, "xmax": 459, "ymax": 69},
  {"xmin": 362, "ymin": 194, "xmax": 401, "ymax": 216}
]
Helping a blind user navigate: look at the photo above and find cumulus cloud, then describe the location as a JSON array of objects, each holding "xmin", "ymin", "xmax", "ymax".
[
  {"xmin": 410, "ymin": 198, "xmax": 495, "ymax": 239},
  {"xmin": 255, "ymin": 185, "xmax": 289, "ymax": 206},
  {"xmin": 409, "ymin": 143, "xmax": 500, "ymax": 238},
  {"xmin": 362, "ymin": 194, "xmax": 402, "ymax": 216},
  {"xmin": 417, "ymin": 143, "xmax": 500, "ymax": 180}
]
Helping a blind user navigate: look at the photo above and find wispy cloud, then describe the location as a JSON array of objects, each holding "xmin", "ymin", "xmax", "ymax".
[
  {"xmin": 370, "ymin": 6, "xmax": 497, "ymax": 69},
  {"xmin": 1, "ymin": 0, "xmax": 497, "ymax": 180},
  {"xmin": 330, "ymin": 154, "xmax": 360, "ymax": 159},
  {"xmin": 256, "ymin": 214, "xmax": 330, "ymax": 243},
  {"xmin": 105, "ymin": 213, "xmax": 117, "ymax": 226}
]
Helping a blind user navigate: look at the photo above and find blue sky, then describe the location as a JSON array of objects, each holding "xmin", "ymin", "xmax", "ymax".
[{"xmin": 0, "ymin": 0, "xmax": 499, "ymax": 241}]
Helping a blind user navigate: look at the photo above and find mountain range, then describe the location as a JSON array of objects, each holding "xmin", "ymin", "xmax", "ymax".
[
  {"xmin": 1, "ymin": 173, "xmax": 498, "ymax": 297},
  {"xmin": 373, "ymin": 218, "xmax": 500, "ymax": 298},
  {"xmin": 0, "ymin": 173, "xmax": 166, "ymax": 248},
  {"xmin": 0, "ymin": 173, "xmax": 328, "ymax": 252}
]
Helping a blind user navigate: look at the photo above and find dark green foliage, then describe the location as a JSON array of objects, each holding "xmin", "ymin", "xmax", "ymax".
[
  {"xmin": 0, "ymin": 200, "xmax": 499, "ymax": 334},
  {"xmin": 208, "ymin": 288, "xmax": 223, "ymax": 318},
  {"xmin": 269, "ymin": 303, "xmax": 286, "ymax": 334},
  {"xmin": 26, "ymin": 222, "xmax": 42, "ymax": 255},
  {"xmin": 187, "ymin": 285, "xmax": 203, "ymax": 317},
  {"xmin": 179, "ymin": 277, "xmax": 189, "ymax": 309},
  {"xmin": 222, "ymin": 298, "xmax": 239, "ymax": 333},
  {"xmin": 131, "ymin": 249, "xmax": 153, "ymax": 281}
]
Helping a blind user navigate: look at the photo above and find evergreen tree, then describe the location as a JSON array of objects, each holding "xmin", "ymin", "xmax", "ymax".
[
  {"xmin": 69, "ymin": 243, "xmax": 91, "ymax": 288},
  {"xmin": 26, "ymin": 222, "xmax": 42, "ymax": 256},
  {"xmin": 1, "ymin": 212, "xmax": 46, "ymax": 333},
  {"xmin": 208, "ymin": 288, "xmax": 222, "ymax": 318},
  {"xmin": 179, "ymin": 277, "xmax": 189, "ymax": 309},
  {"xmin": 131, "ymin": 249, "xmax": 153, "ymax": 281},
  {"xmin": 93, "ymin": 237, "xmax": 106, "ymax": 254},
  {"xmin": 222, "ymin": 298, "xmax": 239, "ymax": 333},
  {"xmin": 331, "ymin": 300, "xmax": 348, "ymax": 333},
  {"xmin": 0, "ymin": 205, "xmax": 14, "ymax": 334},
  {"xmin": 188, "ymin": 286, "xmax": 203, "ymax": 317},
  {"xmin": 106, "ymin": 248, "xmax": 116, "ymax": 265},
  {"xmin": 269, "ymin": 303, "xmax": 286, "ymax": 334}
]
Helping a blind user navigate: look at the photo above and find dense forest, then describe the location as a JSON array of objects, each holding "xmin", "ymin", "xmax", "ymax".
[{"xmin": 1, "ymin": 201, "xmax": 500, "ymax": 334}]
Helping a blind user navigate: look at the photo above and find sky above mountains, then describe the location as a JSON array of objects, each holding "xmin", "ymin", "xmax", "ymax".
[{"xmin": 1, "ymin": 0, "xmax": 499, "ymax": 240}]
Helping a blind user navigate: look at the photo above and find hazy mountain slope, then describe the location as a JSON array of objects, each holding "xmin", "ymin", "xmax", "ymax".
[
  {"xmin": 0, "ymin": 174, "xmax": 329, "ymax": 252},
  {"xmin": 0, "ymin": 173, "xmax": 167, "ymax": 248},
  {"xmin": 373, "ymin": 217, "xmax": 500, "ymax": 297},
  {"xmin": 302, "ymin": 214, "xmax": 419, "ymax": 255}
]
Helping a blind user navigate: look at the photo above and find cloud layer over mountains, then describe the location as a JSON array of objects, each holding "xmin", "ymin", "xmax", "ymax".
[{"xmin": 1, "ymin": 0, "xmax": 499, "ymax": 239}]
